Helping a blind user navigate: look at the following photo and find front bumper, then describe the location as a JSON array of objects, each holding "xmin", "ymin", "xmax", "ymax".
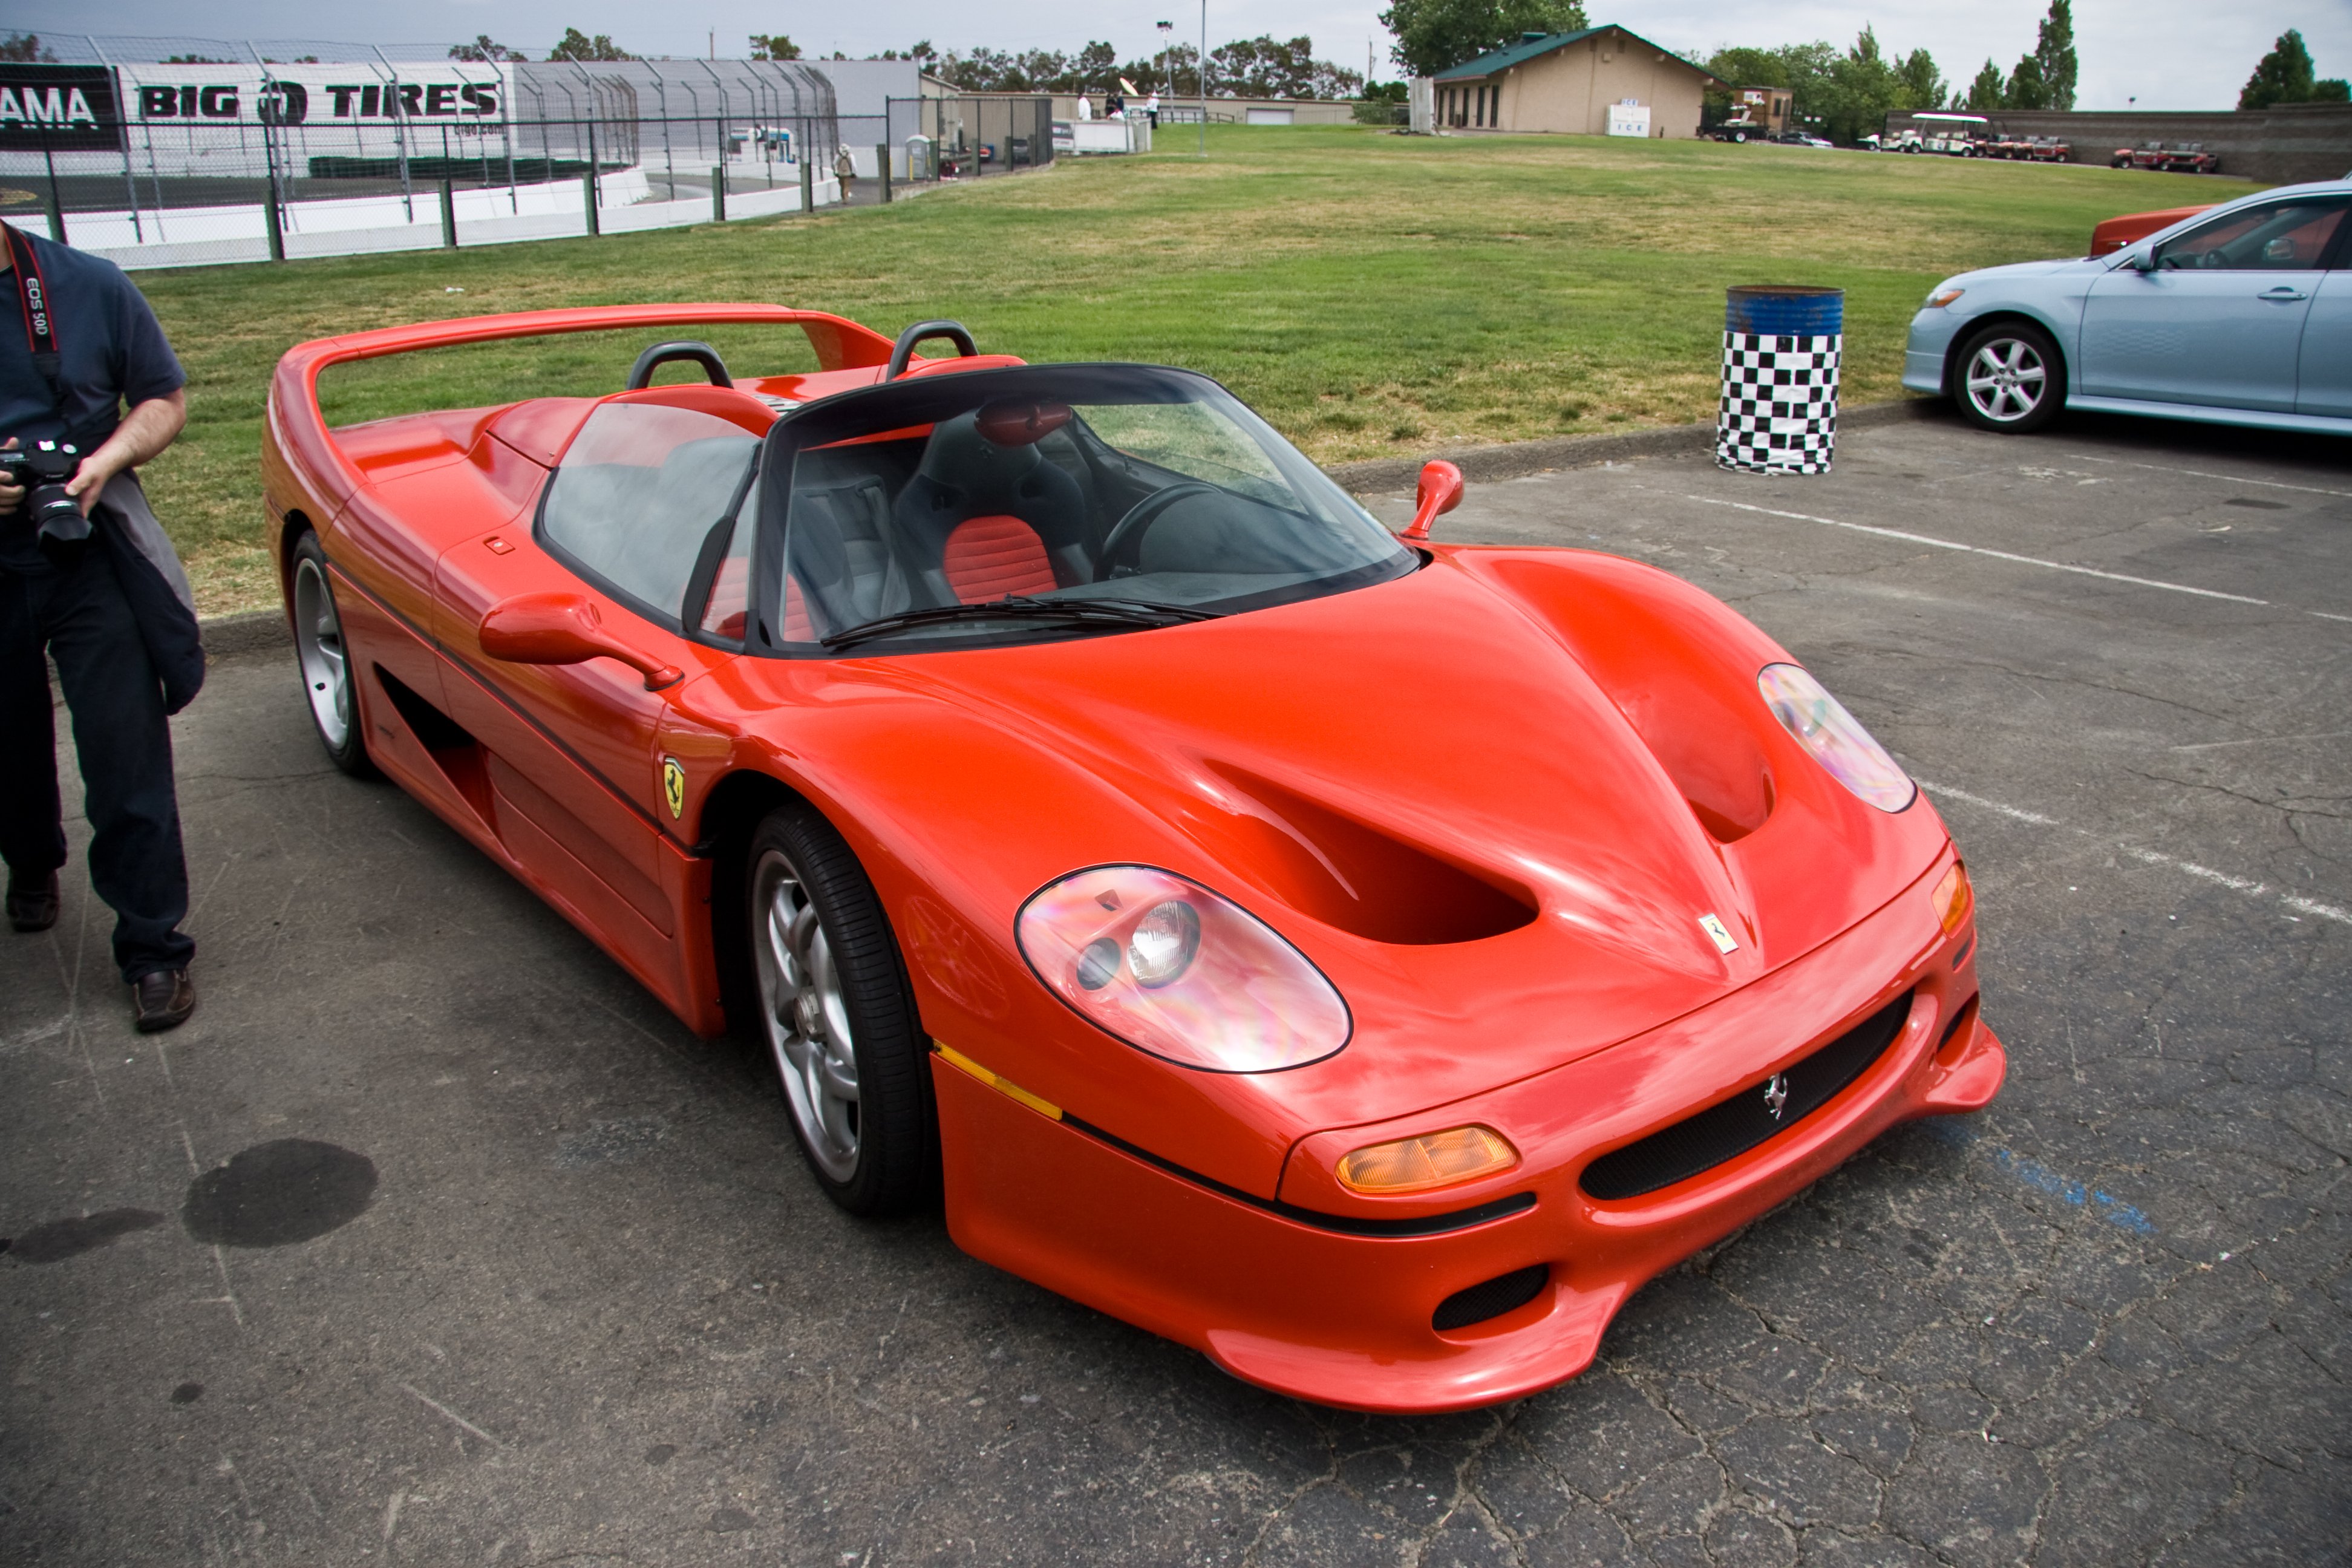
[
  {"xmin": 1902, "ymin": 307, "xmax": 1964, "ymax": 395},
  {"xmin": 933, "ymin": 857, "xmax": 2001, "ymax": 1414}
]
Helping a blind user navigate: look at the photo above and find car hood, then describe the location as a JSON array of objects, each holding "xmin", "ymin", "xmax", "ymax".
[
  {"xmin": 707, "ymin": 547, "xmax": 1953, "ymax": 1189},
  {"xmin": 1936, "ymin": 256, "xmax": 2108, "ymax": 292}
]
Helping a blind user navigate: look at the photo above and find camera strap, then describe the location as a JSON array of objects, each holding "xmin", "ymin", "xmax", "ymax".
[{"xmin": 2, "ymin": 221, "xmax": 68, "ymax": 419}]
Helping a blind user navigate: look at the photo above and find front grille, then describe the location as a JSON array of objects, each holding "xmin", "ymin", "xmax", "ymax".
[
  {"xmin": 1579, "ymin": 991, "xmax": 1914, "ymax": 1201},
  {"xmin": 1432, "ymin": 1264, "xmax": 1549, "ymax": 1331}
]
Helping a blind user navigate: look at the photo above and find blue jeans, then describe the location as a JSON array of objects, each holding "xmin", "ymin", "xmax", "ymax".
[{"xmin": 0, "ymin": 539, "xmax": 194, "ymax": 981}]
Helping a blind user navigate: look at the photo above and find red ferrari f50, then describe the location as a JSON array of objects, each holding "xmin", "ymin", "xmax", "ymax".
[{"xmin": 264, "ymin": 305, "xmax": 2003, "ymax": 1413}]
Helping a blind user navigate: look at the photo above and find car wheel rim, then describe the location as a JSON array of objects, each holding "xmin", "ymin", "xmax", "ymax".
[
  {"xmin": 1964, "ymin": 339, "xmax": 2047, "ymax": 424},
  {"xmin": 292, "ymin": 557, "xmax": 352, "ymax": 750},
  {"xmin": 752, "ymin": 848, "xmax": 860, "ymax": 1181}
]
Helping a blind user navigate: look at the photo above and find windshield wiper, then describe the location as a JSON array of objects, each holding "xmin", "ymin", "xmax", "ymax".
[{"xmin": 818, "ymin": 594, "xmax": 1218, "ymax": 650}]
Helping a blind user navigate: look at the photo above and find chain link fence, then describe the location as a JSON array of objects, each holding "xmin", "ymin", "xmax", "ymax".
[
  {"xmin": 0, "ymin": 36, "xmax": 871, "ymax": 268},
  {"xmin": 846, "ymin": 95, "xmax": 1057, "ymax": 181}
]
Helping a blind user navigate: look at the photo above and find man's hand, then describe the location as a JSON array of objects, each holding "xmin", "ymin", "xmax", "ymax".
[
  {"xmin": 0, "ymin": 437, "xmax": 21, "ymax": 515},
  {"xmin": 67, "ymin": 451, "xmax": 115, "ymax": 517},
  {"xmin": 64, "ymin": 388, "xmax": 186, "ymax": 516}
]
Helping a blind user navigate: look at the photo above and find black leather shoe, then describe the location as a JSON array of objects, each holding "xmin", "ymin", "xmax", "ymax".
[
  {"xmin": 6, "ymin": 869, "xmax": 59, "ymax": 932},
  {"xmin": 132, "ymin": 969, "xmax": 196, "ymax": 1033}
]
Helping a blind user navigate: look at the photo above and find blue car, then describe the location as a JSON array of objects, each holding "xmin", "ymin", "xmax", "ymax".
[{"xmin": 1903, "ymin": 179, "xmax": 2352, "ymax": 434}]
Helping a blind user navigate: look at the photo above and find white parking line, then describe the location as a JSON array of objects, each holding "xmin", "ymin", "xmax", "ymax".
[
  {"xmin": 2169, "ymin": 729, "xmax": 2352, "ymax": 752},
  {"xmin": 1916, "ymin": 779, "xmax": 2352, "ymax": 927},
  {"xmin": 1683, "ymin": 495, "xmax": 2270, "ymax": 604},
  {"xmin": 2063, "ymin": 454, "xmax": 2352, "ymax": 501}
]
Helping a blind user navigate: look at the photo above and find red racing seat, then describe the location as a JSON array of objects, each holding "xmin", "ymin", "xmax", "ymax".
[{"xmin": 941, "ymin": 514, "xmax": 1058, "ymax": 603}]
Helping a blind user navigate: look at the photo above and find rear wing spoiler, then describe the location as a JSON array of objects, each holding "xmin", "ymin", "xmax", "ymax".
[{"xmin": 267, "ymin": 304, "xmax": 898, "ymax": 510}]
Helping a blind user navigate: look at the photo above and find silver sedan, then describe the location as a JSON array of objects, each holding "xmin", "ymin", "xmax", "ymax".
[{"xmin": 1903, "ymin": 179, "xmax": 2352, "ymax": 434}]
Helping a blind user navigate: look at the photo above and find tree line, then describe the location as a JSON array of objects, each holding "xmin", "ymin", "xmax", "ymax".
[
  {"xmin": 2239, "ymin": 31, "xmax": 2348, "ymax": 109},
  {"xmin": 1702, "ymin": 2, "xmax": 2076, "ymax": 143},
  {"xmin": 446, "ymin": 30, "xmax": 1370, "ymax": 99},
  {"xmin": 434, "ymin": 15, "xmax": 2345, "ymax": 123},
  {"xmin": 905, "ymin": 39, "xmax": 1366, "ymax": 100}
]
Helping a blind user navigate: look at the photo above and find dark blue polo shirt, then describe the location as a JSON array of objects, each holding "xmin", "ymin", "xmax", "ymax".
[{"xmin": 0, "ymin": 226, "xmax": 185, "ymax": 575}]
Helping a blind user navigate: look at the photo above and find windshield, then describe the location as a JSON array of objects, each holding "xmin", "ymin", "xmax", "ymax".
[{"xmin": 750, "ymin": 365, "xmax": 1414, "ymax": 653}]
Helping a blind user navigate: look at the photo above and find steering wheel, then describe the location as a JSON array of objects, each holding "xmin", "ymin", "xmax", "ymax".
[
  {"xmin": 1093, "ymin": 482, "xmax": 1220, "ymax": 582},
  {"xmin": 626, "ymin": 340, "xmax": 733, "ymax": 390}
]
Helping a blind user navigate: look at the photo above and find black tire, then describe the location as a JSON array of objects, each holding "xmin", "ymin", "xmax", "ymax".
[
  {"xmin": 742, "ymin": 802, "xmax": 936, "ymax": 1216},
  {"xmin": 287, "ymin": 531, "xmax": 377, "ymax": 778},
  {"xmin": 1950, "ymin": 321, "xmax": 2065, "ymax": 434}
]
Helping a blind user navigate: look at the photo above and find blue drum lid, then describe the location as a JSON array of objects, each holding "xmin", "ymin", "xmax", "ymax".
[{"xmin": 1726, "ymin": 286, "xmax": 1844, "ymax": 336}]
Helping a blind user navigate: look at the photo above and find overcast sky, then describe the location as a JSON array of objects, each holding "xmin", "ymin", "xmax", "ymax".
[{"xmin": 21, "ymin": 0, "xmax": 2352, "ymax": 111}]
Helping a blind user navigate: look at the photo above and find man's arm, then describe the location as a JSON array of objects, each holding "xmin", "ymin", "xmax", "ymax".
[{"xmin": 64, "ymin": 387, "xmax": 186, "ymax": 515}]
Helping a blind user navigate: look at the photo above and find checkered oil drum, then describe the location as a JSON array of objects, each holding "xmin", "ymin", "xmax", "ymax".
[{"xmin": 1717, "ymin": 286, "xmax": 1842, "ymax": 475}]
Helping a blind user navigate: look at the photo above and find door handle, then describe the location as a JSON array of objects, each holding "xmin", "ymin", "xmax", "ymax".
[{"xmin": 2258, "ymin": 286, "xmax": 2308, "ymax": 302}]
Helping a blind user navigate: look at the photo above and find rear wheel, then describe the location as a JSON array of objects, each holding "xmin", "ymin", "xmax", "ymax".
[
  {"xmin": 1952, "ymin": 321, "xmax": 2065, "ymax": 434},
  {"xmin": 289, "ymin": 532, "xmax": 376, "ymax": 778},
  {"xmin": 745, "ymin": 803, "xmax": 935, "ymax": 1215}
]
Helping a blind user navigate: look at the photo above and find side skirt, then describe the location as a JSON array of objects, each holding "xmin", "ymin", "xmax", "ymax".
[{"xmin": 2064, "ymin": 394, "xmax": 2352, "ymax": 436}]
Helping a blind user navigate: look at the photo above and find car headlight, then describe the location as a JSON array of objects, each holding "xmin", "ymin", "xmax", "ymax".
[
  {"xmin": 1017, "ymin": 866, "xmax": 1350, "ymax": 1072},
  {"xmin": 1758, "ymin": 663, "xmax": 1916, "ymax": 812},
  {"xmin": 1924, "ymin": 287, "xmax": 1965, "ymax": 308}
]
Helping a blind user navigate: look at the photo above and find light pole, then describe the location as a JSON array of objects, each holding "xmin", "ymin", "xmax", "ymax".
[
  {"xmin": 1157, "ymin": 19, "xmax": 1171, "ymax": 109},
  {"xmin": 1198, "ymin": 0, "xmax": 1208, "ymax": 157}
]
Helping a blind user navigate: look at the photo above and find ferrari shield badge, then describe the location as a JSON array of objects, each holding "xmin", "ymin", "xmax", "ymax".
[
  {"xmin": 661, "ymin": 756, "xmax": 686, "ymax": 820},
  {"xmin": 1762, "ymin": 1073, "xmax": 1790, "ymax": 1120},
  {"xmin": 1699, "ymin": 913, "xmax": 1738, "ymax": 954}
]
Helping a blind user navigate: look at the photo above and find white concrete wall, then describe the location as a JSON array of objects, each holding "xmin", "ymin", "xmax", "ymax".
[{"xmin": 76, "ymin": 166, "xmax": 844, "ymax": 270}]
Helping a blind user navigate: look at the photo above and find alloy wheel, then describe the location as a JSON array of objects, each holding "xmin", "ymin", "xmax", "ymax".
[
  {"xmin": 751, "ymin": 847, "xmax": 862, "ymax": 1181},
  {"xmin": 292, "ymin": 556, "xmax": 352, "ymax": 751},
  {"xmin": 1964, "ymin": 338, "xmax": 2047, "ymax": 424}
]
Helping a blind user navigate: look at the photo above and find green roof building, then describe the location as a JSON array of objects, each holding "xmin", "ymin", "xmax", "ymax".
[{"xmin": 1430, "ymin": 25, "xmax": 1726, "ymax": 139}]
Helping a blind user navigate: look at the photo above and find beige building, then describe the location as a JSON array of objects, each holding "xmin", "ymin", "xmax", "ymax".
[{"xmin": 1431, "ymin": 25, "xmax": 1726, "ymax": 139}]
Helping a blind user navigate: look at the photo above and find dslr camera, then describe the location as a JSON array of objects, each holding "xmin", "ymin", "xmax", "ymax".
[{"xmin": 1, "ymin": 438, "xmax": 90, "ymax": 555}]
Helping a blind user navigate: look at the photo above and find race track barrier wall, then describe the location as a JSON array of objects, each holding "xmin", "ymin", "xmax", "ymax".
[
  {"xmin": 1880, "ymin": 103, "xmax": 2352, "ymax": 185},
  {"xmin": 0, "ymin": 33, "xmax": 856, "ymax": 269}
]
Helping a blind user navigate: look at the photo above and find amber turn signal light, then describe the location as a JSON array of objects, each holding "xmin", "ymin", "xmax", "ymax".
[
  {"xmin": 1932, "ymin": 861, "xmax": 1973, "ymax": 935},
  {"xmin": 1337, "ymin": 1125, "xmax": 1518, "ymax": 1194}
]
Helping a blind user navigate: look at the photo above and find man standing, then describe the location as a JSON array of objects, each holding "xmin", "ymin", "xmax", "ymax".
[
  {"xmin": 832, "ymin": 144, "xmax": 857, "ymax": 204},
  {"xmin": 0, "ymin": 221, "xmax": 203, "ymax": 1031}
]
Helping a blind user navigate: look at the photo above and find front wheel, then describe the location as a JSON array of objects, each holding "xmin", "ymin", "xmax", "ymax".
[
  {"xmin": 745, "ymin": 803, "xmax": 936, "ymax": 1215},
  {"xmin": 288, "ymin": 532, "xmax": 377, "ymax": 778},
  {"xmin": 1952, "ymin": 321, "xmax": 2065, "ymax": 434}
]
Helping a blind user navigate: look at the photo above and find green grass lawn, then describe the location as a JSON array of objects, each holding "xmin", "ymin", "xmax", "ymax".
[{"xmin": 128, "ymin": 125, "xmax": 2238, "ymax": 615}]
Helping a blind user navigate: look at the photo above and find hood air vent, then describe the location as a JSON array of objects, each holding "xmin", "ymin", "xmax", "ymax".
[{"xmin": 1198, "ymin": 763, "xmax": 1539, "ymax": 946}]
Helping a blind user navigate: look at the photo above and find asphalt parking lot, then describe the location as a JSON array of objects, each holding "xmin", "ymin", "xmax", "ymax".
[{"xmin": 4, "ymin": 405, "xmax": 2347, "ymax": 1566}]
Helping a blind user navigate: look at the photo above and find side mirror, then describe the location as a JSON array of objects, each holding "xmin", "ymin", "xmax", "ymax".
[
  {"xmin": 479, "ymin": 592, "xmax": 683, "ymax": 691},
  {"xmin": 1400, "ymin": 459, "xmax": 1464, "ymax": 543},
  {"xmin": 2128, "ymin": 249, "xmax": 2157, "ymax": 273}
]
